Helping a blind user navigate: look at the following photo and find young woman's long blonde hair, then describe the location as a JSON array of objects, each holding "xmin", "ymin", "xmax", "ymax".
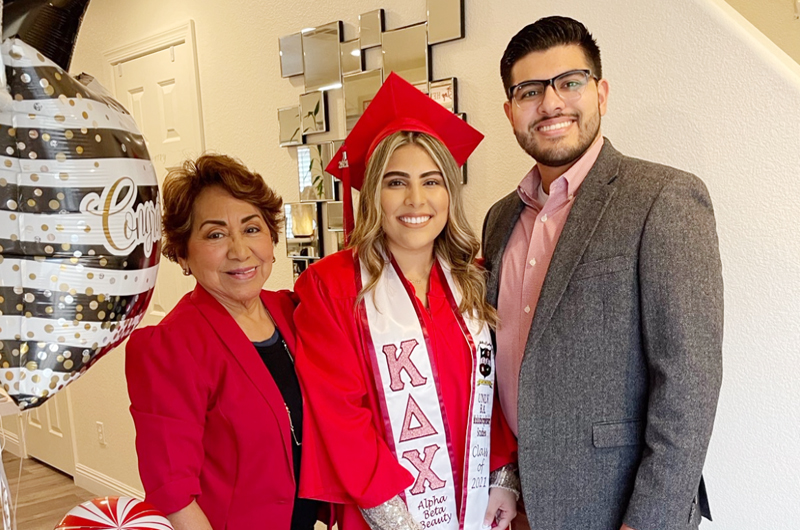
[{"xmin": 349, "ymin": 131, "xmax": 497, "ymax": 328}]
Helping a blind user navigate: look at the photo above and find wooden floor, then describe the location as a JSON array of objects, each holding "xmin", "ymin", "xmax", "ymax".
[
  {"xmin": 2, "ymin": 451, "xmax": 95, "ymax": 530},
  {"xmin": 0, "ymin": 452, "xmax": 332, "ymax": 530}
]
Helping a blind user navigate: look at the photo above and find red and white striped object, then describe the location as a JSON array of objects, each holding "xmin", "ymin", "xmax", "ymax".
[{"xmin": 55, "ymin": 497, "xmax": 173, "ymax": 530}]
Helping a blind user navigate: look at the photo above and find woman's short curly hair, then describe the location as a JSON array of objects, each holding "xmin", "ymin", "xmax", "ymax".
[{"xmin": 160, "ymin": 154, "xmax": 284, "ymax": 263}]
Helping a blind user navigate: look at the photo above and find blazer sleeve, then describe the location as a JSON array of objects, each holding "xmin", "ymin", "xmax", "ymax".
[
  {"xmin": 624, "ymin": 174, "xmax": 724, "ymax": 529},
  {"xmin": 294, "ymin": 267, "xmax": 413, "ymax": 508},
  {"xmin": 125, "ymin": 322, "xmax": 209, "ymax": 515}
]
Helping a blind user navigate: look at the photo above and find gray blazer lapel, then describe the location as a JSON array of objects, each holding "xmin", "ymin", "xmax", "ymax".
[
  {"xmin": 484, "ymin": 192, "xmax": 525, "ymax": 307},
  {"xmin": 525, "ymin": 140, "xmax": 622, "ymax": 353}
]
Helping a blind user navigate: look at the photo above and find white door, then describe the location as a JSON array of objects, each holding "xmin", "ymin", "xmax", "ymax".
[
  {"xmin": 110, "ymin": 22, "xmax": 205, "ymax": 321},
  {"xmin": 23, "ymin": 389, "xmax": 75, "ymax": 474}
]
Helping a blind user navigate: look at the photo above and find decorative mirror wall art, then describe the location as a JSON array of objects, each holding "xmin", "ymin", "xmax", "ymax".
[
  {"xmin": 430, "ymin": 78, "xmax": 457, "ymax": 112},
  {"xmin": 285, "ymin": 201, "xmax": 344, "ymax": 261},
  {"xmin": 279, "ymin": 32, "xmax": 304, "ymax": 77},
  {"xmin": 427, "ymin": 0, "xmax": 465, "ymax": 45},
  {"xmin": 341, "ymin": 39, "xmax": 363, "ymax": 75},
  {"xmin": 362, "ymin": 46, "xmax": 383, "ymax": 71},
  {"xmin": 302, "ymin": 21, "xmax": 343, "ymax": 92},
  {"xmin": 300, "ymin": 91, "xmax": 328, "ymax": 135},
  {"xmin": 359, "ymin": 9, "xmax": 385, "ymax": 48},
  {"xmin": 343, "ymin": 69, "xmax": 383, "ymax": 132},
  {"xmin": 278, "ymin": 5, "xmax": 472, "ymax": 277},
  {"xmin": 292, "ymin": 259, "xmax": 311, "ymax": 283},
  {"xmin": 285, "ymin": 202, "xmax": 321, "ymax": 257},
  {"xmin": 326, "ymin": 201, "xmax": 344, "ymax": 231},
  {"xmin": 321, "ymin": 201, "xmax": 346, "ymax": 256},
  {"xmin": 382, "ymin": 23, "xmax": 429, "ymax": 89},
  {"xmin": 297, "ymin": 143, "xmax": 338, "ymax": 201},
  {"xmin": 278, "ymin": 105, "xmax": 302, "ymax": 146}
]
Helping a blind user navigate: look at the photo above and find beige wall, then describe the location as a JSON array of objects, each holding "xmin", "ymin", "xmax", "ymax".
[
  {"xmin": 68, "ymin": 340, "xmax": 143, "ymax": 494},
  {"xmin": 18, "ymin": 0, "xmax": 800, "ymax": 528},
  {"xmin": 725, "ymin": 0, "xmax": 800, "ymax": 63}
]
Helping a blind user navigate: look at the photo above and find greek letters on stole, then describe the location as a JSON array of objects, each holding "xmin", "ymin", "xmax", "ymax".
[{"xmin": 358, "ymin": 256, "xmax": 494, "ymax": 530}]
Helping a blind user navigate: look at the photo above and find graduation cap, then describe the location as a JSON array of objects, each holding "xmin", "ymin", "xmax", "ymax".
[{"xmin": 326, "ymin": 72, "xmax": 484, "ymax": 237}]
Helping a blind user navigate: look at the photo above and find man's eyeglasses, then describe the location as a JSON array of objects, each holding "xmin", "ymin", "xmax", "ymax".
[{"xmin": 507, "ymin": 69, "xmax": 598, "ymax": 109}]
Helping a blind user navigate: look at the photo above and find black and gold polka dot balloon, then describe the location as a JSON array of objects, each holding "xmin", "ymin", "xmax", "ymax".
[{"xmin": 0, "ymin": 39, "xmax": 160, "ymax": 410}]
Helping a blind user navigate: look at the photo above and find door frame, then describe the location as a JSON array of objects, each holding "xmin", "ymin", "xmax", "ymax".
[
  {"xmin": 102, "ymin": 20, "xmax": 206, "ymax": 175},
  {"xmin": 0, "ymin": 392, "xmax": 26, "ymax": 458},
  {"xmin": 0, "ymin": 386, "xmax": 79, "ymax": 466},
  {"xmin": 21, "ymin": 387, "xmax": 80, "ymax": 474},
  {"xmin": 103, "ymin": 19, "xmax": 205, "ymax": 320},
  {"xmin": 0, "ymin": 20, "xmax": 204, "ymax": 499}
]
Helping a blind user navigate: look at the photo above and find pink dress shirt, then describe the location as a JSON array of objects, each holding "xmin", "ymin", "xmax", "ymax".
[{"xmin": 496, "ymin": 137, "xmax": 604, "ymax": 435}]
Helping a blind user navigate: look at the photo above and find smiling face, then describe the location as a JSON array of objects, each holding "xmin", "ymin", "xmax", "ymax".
[
  {"xmin": 179, "ymin": 186, "xmax": 274, "ymax": 311},
  {"xmin": 379, "ymin": 143, "xmax": 450, "ymax": 262},
  {"xmin": 504, "ymin": 44, "xmax": 608, "ymax": 173}
]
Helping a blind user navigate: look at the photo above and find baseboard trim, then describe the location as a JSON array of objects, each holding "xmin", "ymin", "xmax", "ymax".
[{"xmin": 73, "ymin": 463, "xmax": 144, "ymax": 499}]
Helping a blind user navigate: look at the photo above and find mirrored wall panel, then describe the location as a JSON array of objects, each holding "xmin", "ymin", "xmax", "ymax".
[
  {"xmin": 292, "ymin": 258, "xmax": 311, "ymax": 283},
  {"xmin": 427, "ymin": 0, "xmax": 465, "ymax": 45},
  {"xmin": 302, "ymin": 21, "xmax": 343, "ymax": 92},
  {"xmin": 300, "ymin": 91, "xmax": 328, "ymax": 135},
  {"xmin": 341, "ymin": 39, "xmax": 363, "ymax": 75},
  {"xmin": 278, "ymin": 6, "xmax": 476, "ymax": 282},
  {"xmin": 343, "ymin": 69, "xmax": 383, "ymax": 132},
  {"xmin": 279, "ymin": 33, "xmax": 304, "ymax": 77},
  {"xmin": 297, "ymin": 143, "xmax": 337, "ymax": 201},
  {"xmin": 278, "ymin": 106, "xmax": 302, "ymax": 146},
  {"xmin": 326, "ymin": 201, "xmax": 344, "ymax": 231},
  {"xmin": 322, "ymin": 201, "xmax": 345, "ymax": 255},
  {"xmin": 430, "ymin": 78, "xmax": 457, "ymax": 112},
  {"xmin": 286, "ymin": 202, "xmax": 321, "ymax": 258},
  {"xmin": 359, "ymin": 9, "xmax": 385, "ymax": 49},
  {"xmin": 382, "ymin": 23, "xmax": 429, "ymax": 87}
]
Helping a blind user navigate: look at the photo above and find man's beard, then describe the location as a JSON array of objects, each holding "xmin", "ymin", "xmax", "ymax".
[{"xmin": 515, "ymin": 110, "xmax": 601, "ymax": 167}]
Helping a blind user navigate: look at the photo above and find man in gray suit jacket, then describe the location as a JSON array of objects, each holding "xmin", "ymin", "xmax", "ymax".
[{"xmin": 482, "ymin": 17, "xmax": 723, "ymax": 530}]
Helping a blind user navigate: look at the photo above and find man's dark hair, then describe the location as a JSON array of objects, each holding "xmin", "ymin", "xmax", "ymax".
[{"xmin": 500, "ymin": 16, "xmax": 602, "ymax": 98}]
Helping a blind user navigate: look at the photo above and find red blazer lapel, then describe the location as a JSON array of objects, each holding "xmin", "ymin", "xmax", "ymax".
[{"xmin": 189, "ymin": 285, "xmax": 293, "ymax": 466}]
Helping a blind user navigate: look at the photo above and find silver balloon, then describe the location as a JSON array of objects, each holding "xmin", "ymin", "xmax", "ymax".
[{"xmin": 0, "ymin": 39, "xmax": 160, "ymax": 410}]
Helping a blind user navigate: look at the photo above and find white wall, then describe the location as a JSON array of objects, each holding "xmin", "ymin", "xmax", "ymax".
[{"xmin": 59, "ymin": 0, "xmax": 800, "ymax": 527}]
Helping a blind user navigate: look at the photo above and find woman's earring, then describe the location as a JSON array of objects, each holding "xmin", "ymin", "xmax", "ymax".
[
  {"xmin": 272, "ymin": 257, "xmax": 276, "ymax": 263},
  {"xmin": 182, "ymin": 268, "xmax": 191, "ymax": 276}
]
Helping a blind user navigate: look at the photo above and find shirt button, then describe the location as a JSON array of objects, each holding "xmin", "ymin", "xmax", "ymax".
[
  {"xmin": 541, "ymin": 214, "xmax": 548, "ymax": 222},
  {"xmin": 524, "ymin": 305, "xmax": 531, "ymax": 314},
  {"xmin": 529, "ymin": 259, "xmax": 536, "ymax": 267}
]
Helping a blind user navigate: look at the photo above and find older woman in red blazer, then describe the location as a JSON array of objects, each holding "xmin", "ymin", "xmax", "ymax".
[{"xmin": 126, "ymin": 154, "xmax": 319, "ymax": 530}]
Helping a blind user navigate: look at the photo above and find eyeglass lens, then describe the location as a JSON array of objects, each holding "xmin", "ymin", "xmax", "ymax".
[{"xmin": 513, "ymin": 71, "xmax": 590, "ymax": 106}]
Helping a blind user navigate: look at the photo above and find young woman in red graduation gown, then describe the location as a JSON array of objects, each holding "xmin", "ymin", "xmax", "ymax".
[{"xmin": 294, "ymin": 74, "xmax": 520, "ymax": 530}]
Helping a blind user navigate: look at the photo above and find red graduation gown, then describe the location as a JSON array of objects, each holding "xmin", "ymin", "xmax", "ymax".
[{"xmin": 294, "ymin": 250, "xmax": 516, "ymax": 530}]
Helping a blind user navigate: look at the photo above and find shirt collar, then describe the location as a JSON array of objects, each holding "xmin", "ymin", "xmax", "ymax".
[{"xmin": 517, "ymin": 135, "xmax": 605, "ymax": 208}]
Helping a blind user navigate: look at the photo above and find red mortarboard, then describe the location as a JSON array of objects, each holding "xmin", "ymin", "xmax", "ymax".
[{"xmin": 326, "ymin": 72, "xmax": 484, "ymax": 237}]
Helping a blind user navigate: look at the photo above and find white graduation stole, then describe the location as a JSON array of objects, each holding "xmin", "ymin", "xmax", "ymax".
[{"xmin": 358, "ymin": 256, "xmax": 495, "ymax": 530}]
